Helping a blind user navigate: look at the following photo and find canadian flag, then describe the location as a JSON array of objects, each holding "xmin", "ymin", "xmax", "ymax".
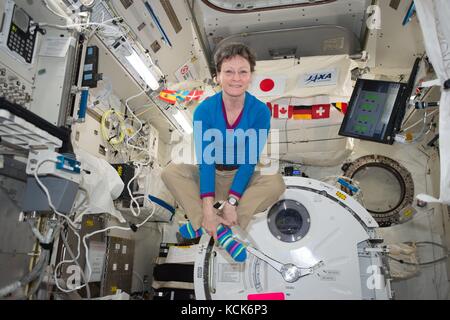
[
  {"xmin": 267, "ymin": 102, "xmax": 293, "ymax": 119},
  {"xmin": 250, "ymin": 75, "xmax": 287, "ymax": 97}
]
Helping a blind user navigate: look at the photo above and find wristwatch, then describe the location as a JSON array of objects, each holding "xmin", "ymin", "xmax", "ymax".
[{"xmin": 227, "ymin": 196, "xmax": 239, "ymax": 207}]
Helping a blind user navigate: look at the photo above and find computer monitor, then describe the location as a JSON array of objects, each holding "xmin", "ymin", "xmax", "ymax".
[{"xmin": 338, "ymin": 79, "xmax": 408, "ymax": 144}]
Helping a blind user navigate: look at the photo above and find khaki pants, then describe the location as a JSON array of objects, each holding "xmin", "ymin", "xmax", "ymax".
[{"xmin": 161, "ymin": 163, "xmax": 286, "ymax": 230}]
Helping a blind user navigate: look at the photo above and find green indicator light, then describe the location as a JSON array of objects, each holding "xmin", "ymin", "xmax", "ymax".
[
  {"xmin": 361, "ymin": 103, "xmax": 375, "ymax": 111},
  {"xmin": 365, "ymin": 93, "xmax": 378, "ymax": 101},
  {"xmin": 354, "ymin": 124, "xmax": 368, "ymax": 133},
  {"xmin": 357, "ymin": 114, "xmax": 373, "ymax": 123}
]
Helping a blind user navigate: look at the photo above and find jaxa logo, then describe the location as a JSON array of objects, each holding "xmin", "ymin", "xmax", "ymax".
[
  {"xmin": 306, "ymin": 72, "xmax": 333, "ymax": 84},
  {"xmin": 301, "ymin": 68, "xmax": 337, "ymax": 87}
]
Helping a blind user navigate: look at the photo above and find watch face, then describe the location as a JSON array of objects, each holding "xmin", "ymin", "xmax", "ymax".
[{"xmin": 228, "ymin": 197, "xmax": 237, "ymax": 205}]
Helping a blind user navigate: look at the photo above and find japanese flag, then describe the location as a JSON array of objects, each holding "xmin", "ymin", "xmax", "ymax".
[{"xmin": 249, "ymin": 75, "xmax": 287, "ymax": 97}]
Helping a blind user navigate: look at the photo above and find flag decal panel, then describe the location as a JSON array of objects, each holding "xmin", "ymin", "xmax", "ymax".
[{"xmin": 250, "ymin": 75, "xmax": 287, "ymax": 97}]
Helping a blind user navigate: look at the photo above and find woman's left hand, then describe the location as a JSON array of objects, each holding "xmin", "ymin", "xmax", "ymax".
[{"xmin": 221, "ymin": 202, "xmax": 238, "ymax": 227}]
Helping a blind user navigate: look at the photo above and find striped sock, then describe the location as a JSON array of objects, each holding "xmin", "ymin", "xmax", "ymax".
[
  {"xmin": 179, "ymin": 221, "xmax": 204, "ymax": 239},
  {"xmin": 216, "ymin": 224, "xmax": 247, "ymax": 263}
]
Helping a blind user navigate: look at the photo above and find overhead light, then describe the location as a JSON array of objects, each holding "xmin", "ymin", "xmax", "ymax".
[
  {"xmin": 173, "ymin": 110, "xmax": 193, "ymax": 134},
  {"xmin": 125, "ymin": 49, "xmax": 159, "ymax": 90}
]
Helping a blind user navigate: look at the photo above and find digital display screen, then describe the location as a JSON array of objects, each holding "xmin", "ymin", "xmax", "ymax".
[
  {"xmin": 339, "ymin": 79, "xmax": 406, "ymax": 144},
  {"xmin": 12, "ymin": 7, "xmax": 29, "ymax": 33}
]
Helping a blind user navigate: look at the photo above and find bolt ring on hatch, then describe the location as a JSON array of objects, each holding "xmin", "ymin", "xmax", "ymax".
[{"xmin": 342, "ymin": 155, "xmax": 414, "ymax": 227}]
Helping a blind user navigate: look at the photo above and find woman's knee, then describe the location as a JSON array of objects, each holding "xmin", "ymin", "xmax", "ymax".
[
  {"xmin": 273, "ymin": 174, "xmax": 286, "ymax": 197},
  {"xmin": 256, "ymin": 173, "xmax": 285, "ymax": 201},
  {"xmin": 161, "ymin": 163, "xmax": 178, "ymax": 183}
]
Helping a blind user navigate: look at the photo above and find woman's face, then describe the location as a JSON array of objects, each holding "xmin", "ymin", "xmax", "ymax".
[{"xmin": 217, "ymin": 55, "xmax": 252, "ymax": 98}]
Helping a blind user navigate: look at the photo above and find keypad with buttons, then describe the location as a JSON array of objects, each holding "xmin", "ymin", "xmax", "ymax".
[{"xmin": 7, "ymin": 22, "xmax": 36, "ymax": 64}]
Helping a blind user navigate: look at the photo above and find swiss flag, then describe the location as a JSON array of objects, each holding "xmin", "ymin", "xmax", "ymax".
[
  {"xmin": 250, "ymin": 75, "xmax": 287, "ymax": 97},
  {"xmin": 312, "ymin": 104, "xmax": 330, "ymax": 119},
  {"xmin": 267, "ymin": 102, "xmax": 293, "ymax": 119}
]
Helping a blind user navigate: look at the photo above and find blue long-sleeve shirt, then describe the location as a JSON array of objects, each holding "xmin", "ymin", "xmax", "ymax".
[{"xmin": 193, "ymin": 91, "xmax": 271, "ymax": 199}]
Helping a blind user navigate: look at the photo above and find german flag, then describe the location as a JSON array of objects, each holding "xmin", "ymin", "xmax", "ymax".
[
  {"xmin": 159, "ymin": 90, "xmax": 177, "ymax": 104},
  {"xmin": 292, "ymin": 106, "xmax": 312, "ymax": 120},
  {"xmin": 332, "ymin": 102, "xmax": 348, "ymax": 114}
]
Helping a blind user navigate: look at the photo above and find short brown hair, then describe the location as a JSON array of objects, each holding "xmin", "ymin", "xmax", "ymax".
[{"xmin": 214, "ymin": 43, "xmax": 256, "ymax": 73}]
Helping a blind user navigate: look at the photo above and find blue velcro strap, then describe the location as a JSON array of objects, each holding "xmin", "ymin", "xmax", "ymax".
[
  {"xmin": 337, "ymin": 178, "xmax": 359, "ymax": 193},
  {"xmin": 148, "ymin": 195, "xmax": 175, "ymax": 216}
]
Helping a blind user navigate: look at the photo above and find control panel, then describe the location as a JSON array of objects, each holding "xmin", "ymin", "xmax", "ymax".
[
  {"xmin": 81, "ymin": 45, "xmax": 100, "ymax": 88},
  {"xmin": 0, "ymin": 67, "xmax": 32, "ymax": 107},
  {"xmin": 281, "ymin": 163, "xmax": 308, "ymax": 177},
  {"xmin": 6, "ymin": 5, "xmax": 37, "ymax": 64},
  {"xmin": 0, "ymin": 0, "xmax": 38, "ymax": 65}
]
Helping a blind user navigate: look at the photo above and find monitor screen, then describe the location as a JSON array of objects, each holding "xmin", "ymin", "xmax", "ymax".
[{"xmin": 338, "ymin": 79, "xmax": 407, "ymax": 144}]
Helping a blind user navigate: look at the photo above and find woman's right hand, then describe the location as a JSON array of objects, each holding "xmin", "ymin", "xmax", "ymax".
[{"xmin": 201, "ymin": 205, "xmax": 222, "ymax": 241}]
